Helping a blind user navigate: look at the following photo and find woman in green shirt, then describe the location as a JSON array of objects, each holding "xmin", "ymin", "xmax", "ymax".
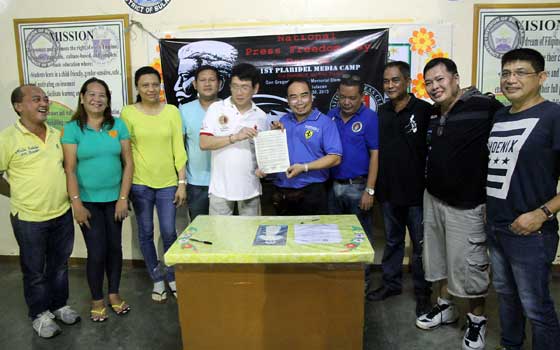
[
  {"xmin": 62, "ymin": 78, "xmax": 133, "ymax": 322},
  {"xmin": 121, "ymin": 66, "xmax": 187, "ymax": 303}
]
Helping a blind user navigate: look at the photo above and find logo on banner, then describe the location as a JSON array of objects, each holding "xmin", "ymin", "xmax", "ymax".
[
  {"xmin": 351, "ymin": 122, "xmax": 362, "ymax": 133},
  {"xmin": 124, "ymin": 0, "xmax": 172, "ymax": 14},
  {"xmin": 483, "ymin": 16, "xmax": 525, "ymax": 58},
  {"xmin": 305, "ymin": 130, "xmax": 314, "ymax": 139},
  {"xmin": 330, "ymin": 84, "xmax": 385, "ymax": 113}
]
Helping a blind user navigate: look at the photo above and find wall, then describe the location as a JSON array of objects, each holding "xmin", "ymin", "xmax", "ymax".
[{"xmin": 0, "ymin": 0, "xmax": 556, "ymax": 259}]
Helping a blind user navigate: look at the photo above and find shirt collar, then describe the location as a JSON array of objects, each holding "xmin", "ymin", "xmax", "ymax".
[
  {"xmin": 332, "ymin": 104, "xmax": 366, "ymax": 122},
  {"xmin": 225, "ymin": 96, "xmax": 258, "ymax": 114}
]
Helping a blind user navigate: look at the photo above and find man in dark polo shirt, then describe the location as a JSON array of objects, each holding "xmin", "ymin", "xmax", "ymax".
[
  {"xmin": 327, "ymin": 74, "xmax": 378, "ymax": 244},
  {"xmin": 415, "ymin": 58, "xmax": 502, "ymax": 350},
  {"xmin": 367, "ymin": 61, "xmax": 432, "ymax": 317}
]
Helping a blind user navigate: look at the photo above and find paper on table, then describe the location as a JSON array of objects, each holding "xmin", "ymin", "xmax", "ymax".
[
  {"xmin": 255, "ymin": 129, "xmax": 290, "ymax": 174},
  {"xmin": 294, "ymin": 224, "xmax": 342, "ymax": 244}
]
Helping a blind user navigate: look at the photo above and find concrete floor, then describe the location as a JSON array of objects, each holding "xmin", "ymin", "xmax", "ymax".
[{"xmin": 0, "ymin": 259, "xmax": 558, "ymax": 350}]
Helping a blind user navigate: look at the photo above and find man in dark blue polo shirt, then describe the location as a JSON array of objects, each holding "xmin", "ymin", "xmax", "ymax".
[
  {"xmin": 271, "ymin": 78, "xmax": 342, "ymax": 215},
  {"xmin": 367, "ymin": 61, "xmax": 432, "ymax": 317},
  {"xmin": 327, "ymin": 74, "xmax": 378, "ymax": 244}
]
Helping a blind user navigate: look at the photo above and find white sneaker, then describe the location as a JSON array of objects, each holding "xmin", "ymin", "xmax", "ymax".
[
  {"xmin": 52, "ymin": 305, "xmax": 81, "ymax": 325},
  {"xmin": 416, "ymin": 297, "xmax": 459, "ymax": 330},
  {"xmin": 32, "ymin": 311, "xmax": 61, "ymax": 339},
  {"xmin": 463, "ymin": 313, "xmax": 487, "ymax": 350}
]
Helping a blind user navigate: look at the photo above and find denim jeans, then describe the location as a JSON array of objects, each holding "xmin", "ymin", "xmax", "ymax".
[
  {"xmin": 380, "ymin": 202, "xmax": 431, "ymax": 296},
  {"xmin": 330, "ymin": 182, "xmax": 373, "ymax": 243},
  {"xmin": 131, "ymin": 184, "xmax": 177, "ymax": 283},
  {"xmin": 10, "ymin": 210, "xmax": 74, "ymax": 318},
  {"xmin": 187, "ymin": 184, "xmax": 209, "ymax": 221},
  {"xmin": 81, "ymin": 201, "xmax": 123, "ymax": 300},
  {"xmin": 487, "ymin": 224, "xmax": 560, "ymax": 350}
]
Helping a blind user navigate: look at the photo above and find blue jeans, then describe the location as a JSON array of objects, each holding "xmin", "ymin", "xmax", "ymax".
[
  {"xmin": 10, "ymin": 210, "xmax": 74, "ymax": 318},
  {"xmin": 329, "ymin": 182, "xmax": 373, "ymax": 243},
  {"xmin": 187, "ymin": 184, "xmax": 209, "ymax": 221},
  {"xmin": 487, "ymin": 224, "xmax": 560, "ymax": 350},
  {"xmin": 380, "ymin": 202, "xmax": 431, "ymax": 296},
  {"xmin": 131, "ymin": 185, "xmax": 177, "ymax": 283}
]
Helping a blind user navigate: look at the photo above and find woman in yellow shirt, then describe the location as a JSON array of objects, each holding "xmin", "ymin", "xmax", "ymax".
[{"xmin": 121, "ymin": 66, "xmax": 187, "ymax": 302}]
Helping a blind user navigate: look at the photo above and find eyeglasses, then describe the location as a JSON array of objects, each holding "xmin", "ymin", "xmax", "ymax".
[
  {"xmin": 436, "ymin": 115, "xmax": 447, "ymax": 137},
  {"xmin": 287, "ymin": 92, "xmax": 311, "ymax": 103},
  {"xmin": 230, "ymin": 84, "xmax": 253, "ymax": 93},
  {"xmin": 499, "ymin": 70, "xmax": 541, "ymax": 80}
]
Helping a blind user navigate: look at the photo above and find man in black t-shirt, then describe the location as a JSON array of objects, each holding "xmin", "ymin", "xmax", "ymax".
[
  {"xmin": 487, "ymin": 48, "xmax": 560, "ymax": 350},
  {"xmin": 415, "ymin": 58, "xmax": 502, "ymax": 350},
  {"xmin": 367, "ymin": 61, "xmax": 432, "ymax": 317}
]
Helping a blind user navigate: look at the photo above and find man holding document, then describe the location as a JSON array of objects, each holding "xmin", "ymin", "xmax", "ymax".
[
  {"xmin": 199, "ymin": 63, "xmax": 268, "ymax": 216},
  {"xmin": 257, "ymin": 78, "xmax": 342, "ymax": 215}
]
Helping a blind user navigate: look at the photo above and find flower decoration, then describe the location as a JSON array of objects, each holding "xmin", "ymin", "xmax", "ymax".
[
  {"xmin": 409, "ymin": 27, "xmax": 436, "ymax": 55},
  {"xmin": 412, "ymin": 73, "xmax": 430, "ymax": 100},
  {"xmin": 425, "ymin": 48, "xmax": 449, "ymax": 64}
]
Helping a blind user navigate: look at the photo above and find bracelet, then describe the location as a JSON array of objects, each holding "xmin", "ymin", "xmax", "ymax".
[
  {"xmin": 304, "ymin": 163, "xmax": 309, "ymax": 172},
  {"xmin": 119, "ymin": 196, "xmax": 128, "ymax": 200},
  {"xmin": 229, "ymin": 134, "xmax": 234, "ymax": 144},
  {"xmin": 178, "ymin": 179, "xmax": 186, "ymax": 185},
  {"xmin": 70, "ymin": 195, "xmax": 79, "ymax": 201}
]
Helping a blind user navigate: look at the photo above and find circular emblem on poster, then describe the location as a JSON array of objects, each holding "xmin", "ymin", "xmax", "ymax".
[
  {"xmin": 330, "ymin": 84, "xmax": 385, "ymax": 113},
  {"xmin": 124, "ymin": 0, "xmax": 172, "ymax": 14},
  {"xmin": 25, "ymin": 28, "xmax": 61, "ymax": 68},
  {"xmin": 483, "ymin": 16, "xmax": 525, "ymax": 58}
]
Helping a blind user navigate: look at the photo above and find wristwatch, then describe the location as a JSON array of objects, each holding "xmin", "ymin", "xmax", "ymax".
[
  {"xmin": 364, "ymin": 187, "xmax": 375, "ymax": 196},
  {"xmin": 540, "ymin": 205, "xmax": 555, "ymax": 221}
]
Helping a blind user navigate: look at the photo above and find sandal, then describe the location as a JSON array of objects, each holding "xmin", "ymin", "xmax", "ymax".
[
  {"xmin": 90, "ymin": 307, "xmax": 108, "ymax": 322},
  {"xmin": 109, "ymin": 300, "xmax": 131, "ymax": 315},
  {"xmin": 151, "ymin": 290, "xmax": 167, "ymax": 303}
]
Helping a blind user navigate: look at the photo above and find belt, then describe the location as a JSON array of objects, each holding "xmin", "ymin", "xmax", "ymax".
[{"xmin": 334, "ymin": 176, "xmax": 366, "ymax": 185}]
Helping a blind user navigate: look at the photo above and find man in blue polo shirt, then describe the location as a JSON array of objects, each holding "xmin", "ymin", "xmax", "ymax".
[
  {"xmin": 180, "ymin": 65, "xmax": 221, "ymax": 220},
  {"xmin": 327, "ymin": 73, "xmax": 378, "ymax": 243},
  {"xmin": 271, "ymin": 78, "xmax": 342, "ymax": 215}
]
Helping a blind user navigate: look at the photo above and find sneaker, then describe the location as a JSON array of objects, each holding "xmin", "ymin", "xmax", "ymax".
[
  {"xmin": 32, "ymin": 311, "xmax": 61, "ymax": 339},
  {"xmin": 53, "ymin": 305, "xmax": 81, "ymax": 325},
  {"xmin": 415, "ymin": 297, "xmax": 459, "ymax": 330},
  {"xmin": 463, "ymin": 313, "xmax": 487, "ymax": 350}
]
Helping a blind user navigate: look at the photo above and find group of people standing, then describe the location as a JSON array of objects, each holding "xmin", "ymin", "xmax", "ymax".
[
  {"xmin": 0, "ymin": 46, "xmax": 558, "ymax": 350},
  {"xmin": 0, "ymin": 66, "xmax": 186, "ymax": 336}
]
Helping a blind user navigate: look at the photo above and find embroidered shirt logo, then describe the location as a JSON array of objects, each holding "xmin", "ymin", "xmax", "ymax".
[{"xmin": 351, "ymin": 121, "xmax": 362, "ymax": 133}]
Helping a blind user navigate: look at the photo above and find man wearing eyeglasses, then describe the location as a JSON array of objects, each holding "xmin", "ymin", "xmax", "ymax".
[
  {"xmin": 326, "ymin": 73, "xmax": 378, "ymax": 248},
  {"xmin": 367, "ymin": 61, "xmax": 432, "ymax": 317},
  {"xmin": 416, "ymin": 58, "xmax": 502, "ymax": 350},
  {"xmin": 200, "ymin": 63, "xmax": 269, "ymax": 216},
  {"xmin": 486, "ymin": 48, "xmax": 560, "ymax": 350},
  {"xmin": 269, "ymin": 78, "xmax": 342, "ymax": 215}
]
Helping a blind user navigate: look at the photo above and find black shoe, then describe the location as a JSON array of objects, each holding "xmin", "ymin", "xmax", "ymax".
[
  {"xmin": 415, "ymin": 296, "xmax": 432, "ymax": 317},
  {"xmin": 366, "ymin": 286, "xmax": 402, "ymax": 301}
]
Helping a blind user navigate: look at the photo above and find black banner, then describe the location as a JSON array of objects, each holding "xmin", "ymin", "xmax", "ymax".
[{"xmin": 159, "ymin": 28, "xmax": 388, "ymax": 117}]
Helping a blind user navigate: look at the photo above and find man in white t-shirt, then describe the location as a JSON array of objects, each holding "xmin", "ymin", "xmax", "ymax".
[{"xmin": 200, "ymin": 63, "xmax": 268, "ymax": 215}]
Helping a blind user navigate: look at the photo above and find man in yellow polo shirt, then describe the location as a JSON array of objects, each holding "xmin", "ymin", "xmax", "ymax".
[{"xmin": 0, "ymin": 85, "xmax": 80, "ymax": 338}]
